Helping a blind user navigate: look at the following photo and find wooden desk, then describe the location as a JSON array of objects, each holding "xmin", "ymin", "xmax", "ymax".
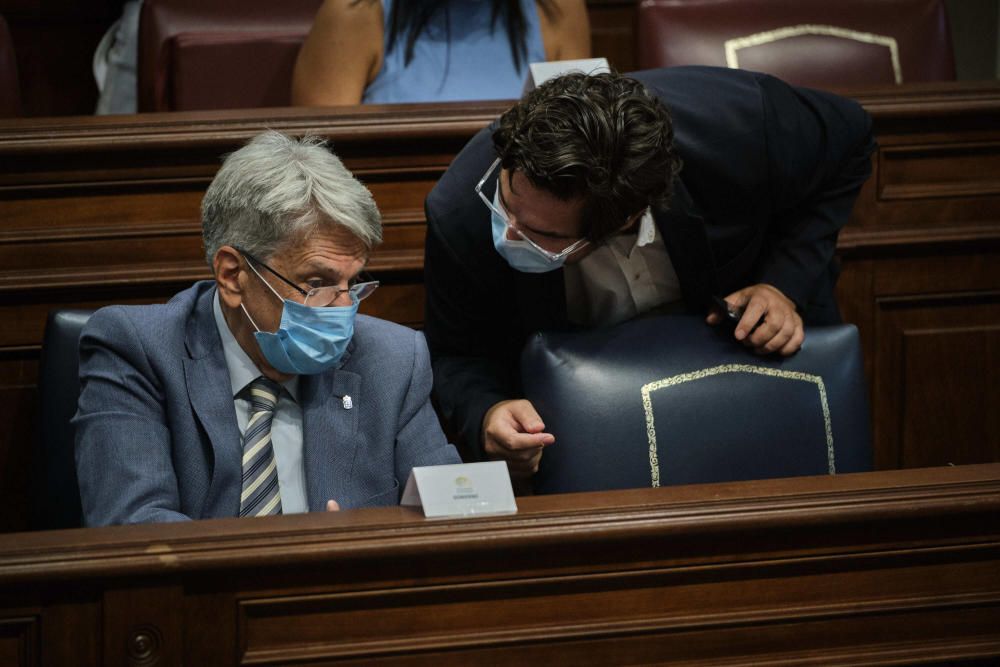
[
  {"xmin": 1, "ymin": 464, "xmax": 998, "ymax": 665},
  {"xmin": 1, "ymin": 83, "xmax": 999, "ymax": 532}
]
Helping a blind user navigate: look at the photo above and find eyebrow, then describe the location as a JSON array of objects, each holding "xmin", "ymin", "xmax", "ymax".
[
  {"xmin": 296, "ymin": 259, "xmax": 365, "ymax": 285},
  {"xmin": 498, "ymin": 173, "xmax": 580, "ymax": 241}
]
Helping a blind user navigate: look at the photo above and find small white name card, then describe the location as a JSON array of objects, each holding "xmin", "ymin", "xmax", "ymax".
[
  {"xmin": 523, "ymin": 57, "xmax": 611, "ymax": 95},
  {"xmin": 401, "ymin": 461, "xmax": 518, "ymax": 518}
]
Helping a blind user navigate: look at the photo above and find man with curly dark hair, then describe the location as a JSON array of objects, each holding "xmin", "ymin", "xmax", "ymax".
[{"xmin": 423, "ymin": 68, "xmax": 875, "ymax": 479}]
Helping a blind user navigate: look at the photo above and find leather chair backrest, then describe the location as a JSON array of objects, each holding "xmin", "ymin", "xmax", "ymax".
[
  {"xmin": 138, "ymin": 0, "xmax": 322, "ymax": 112},
  {"xmin": 32, "ymin": 309, "xmax": 94, "ymax": 529},
  {"xmin": 521, "ymin": 316, "xmax": 872, "ymax": 494},
  {"xmin": 0, "ymin": 14, "xmax": 20, "ymax": 117},
  {"xmin": 637, "ymin": 0, "xmax": 955, "ymax": 88}
]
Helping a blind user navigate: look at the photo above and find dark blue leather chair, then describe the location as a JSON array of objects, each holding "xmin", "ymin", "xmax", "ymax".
[
  {"xmin": 32, "ymin": 309, "xmax": 94, "ymax": 529},
  {"xmin": 521, "ymin": 315, "xmax": 872, "ymax": 494}
]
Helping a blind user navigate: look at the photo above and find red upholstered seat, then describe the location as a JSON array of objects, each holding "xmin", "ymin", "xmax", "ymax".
[
  {"xmin": 637, "ymin": 0, "xmax": 955, "ymax": 88},
  {"xmin": 138, "ymin": 0, "xmax": 322, "ymax": 112},
  {"xmin": 0, "ymin": 15, "xmax": 20, "ymax": 117}
]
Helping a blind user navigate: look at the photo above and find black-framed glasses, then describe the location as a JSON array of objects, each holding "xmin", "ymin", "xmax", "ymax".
[{"xmin": 235, "ymin": 247, "xmax": 379, "ymax": 308}]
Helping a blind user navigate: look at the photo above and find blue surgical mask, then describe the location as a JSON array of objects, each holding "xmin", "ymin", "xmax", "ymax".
[
  {"xmin": 242, "ymin": 267, "xmax": 357, "ymax": 375},
  {"xmin": 490, "ymin": 192, "xmax": 568, "ymax": 274}
]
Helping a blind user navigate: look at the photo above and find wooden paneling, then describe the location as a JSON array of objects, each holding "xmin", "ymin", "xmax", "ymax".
[
  {"xmin": 2, "ymin": 85, "xmax": 1000, "ymax": 532},
  {"xmin": 0, "ymin": 616, "xmax": 37, "ymax": 667},
  {"xmin": 873, "ymin": 292, "xmax": 1000, "ymax": 469},
  {"xmin": 879, "ymin": 142, "xmax": 1000, "ymax": 200},
  {"xmin": 587, "ymin": 0, "xmax": 638, "ymax": 72},
  {"xmin": 0, "ymin": 465, "xmax": 998, "ymax": 665},
  {"xmin": 103, "ymin": 587, "xmax": 184, "ymax": 667},
  {"xmin": 37, "ymin": 598, "xmax": 100, "ymax": 667},
  {"xmin": 834, "ymin": 82, "xmax": 1000, "ymax": 474},
  {"xmin": 832, "ymin": 85, "xmax": 1000, "ymax": 473}
]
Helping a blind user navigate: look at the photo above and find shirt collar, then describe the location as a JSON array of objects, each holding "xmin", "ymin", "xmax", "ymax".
[
  {"xmin": 212, "ymin": 288, "xmax": 299, "ymax": 401},
  {"xmin": 609, "ymin": 208, "xmax": 657, "ymax": 259},
  {"xmin": 636, "ymin": 208, "xmax": 657, "ymax": 248}
]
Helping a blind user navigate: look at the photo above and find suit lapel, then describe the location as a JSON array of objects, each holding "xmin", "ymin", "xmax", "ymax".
[
  {"xmin": 300, "ymin": 368, "xmax": 361, "ymax": 511},
  {"xmin": 183, "ymin": 287, "xmax": 242, "ymax": 515},
  {"xmin": 655, "ymin": 179, "xmax": 718, "ymax": 312}
]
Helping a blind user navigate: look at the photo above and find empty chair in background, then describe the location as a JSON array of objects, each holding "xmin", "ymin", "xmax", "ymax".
[
  {"xmin": 637, "ymin": 0, "xmax": 955, "ymax": 89},
  {"xmin": 137, "ymin": 0, "xmax": 323, "ymax": 112}
]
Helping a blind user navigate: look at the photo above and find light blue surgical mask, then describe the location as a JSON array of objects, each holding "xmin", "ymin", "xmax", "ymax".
[
  {"xmin": 493, "ymin": 189, "xmax": 588, "ymax": 273},
  {"xmin": 490, "ymin": 206, "xmax": 571, "ymax": 274},
  {"xmin": 476, "ymin": 160, "xmax": 588, "ymax": 274},
  {"xmin": 243, "ymin": 298, "xmax": 357, "ymax": 376},
  {"xmin": 241, "ymin": 261, "xmax": 359, "ymax": 375}
]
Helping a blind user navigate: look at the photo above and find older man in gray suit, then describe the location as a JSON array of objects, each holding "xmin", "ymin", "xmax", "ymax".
[{"xmin": 74, "ymin": 131, "xmax": 460, "ymax": 526}]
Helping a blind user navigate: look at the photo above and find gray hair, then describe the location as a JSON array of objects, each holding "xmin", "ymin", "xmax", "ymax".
[{"xmin": 201, "ymin": 131, "xmax": 382, "ymax": 266}]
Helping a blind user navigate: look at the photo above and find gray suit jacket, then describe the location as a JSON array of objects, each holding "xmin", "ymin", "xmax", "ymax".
[{"xmin": 74, "ymin": 281, "xmax": 459, "ymax": 526}]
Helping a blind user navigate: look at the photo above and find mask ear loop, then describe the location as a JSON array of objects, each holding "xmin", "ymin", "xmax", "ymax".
[
  {"xmin": 240, "ymin": 257, "xmax": 284, "ymax": 333},
  {"xmin": 240, "ymin": 302, "xmax": 262, "ymax": 333},
  {"xmin": 244, "ymin": 257, "xmax": 286, "ymax": 301}
]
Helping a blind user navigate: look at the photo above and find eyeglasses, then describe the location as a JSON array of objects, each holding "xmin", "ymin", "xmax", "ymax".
[
  {"xmin": 235, "ymin": 247, "xmax": 379, "ymax": 308},
  {"xmin": 475, "ymin": 158, "xmax": 590, "ymax": 262}
]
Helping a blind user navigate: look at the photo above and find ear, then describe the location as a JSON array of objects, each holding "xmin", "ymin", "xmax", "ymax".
[{"xmin": 213, "ymin": 246, "xmax": 245, "ymax": 309}]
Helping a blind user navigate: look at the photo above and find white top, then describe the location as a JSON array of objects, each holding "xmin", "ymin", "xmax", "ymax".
[
  {"xmin": 212, "ymin": 290, "xmax": 308, "ymax": 514},
  {"xmin": 563, "ymin": 209, "xmax": 683, "ymax": 327}
]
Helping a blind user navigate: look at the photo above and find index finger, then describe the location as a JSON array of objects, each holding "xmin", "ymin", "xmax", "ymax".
[
  {"xmin": 735, "ymin": 297, "xmax": 767, "ymax": 341},
  {"xmin": 497, "ymin": 430, "xmax": 553, "ymax": 453}
]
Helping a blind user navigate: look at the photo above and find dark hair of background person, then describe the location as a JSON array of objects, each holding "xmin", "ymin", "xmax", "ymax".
[
  {"xmin": 492, "ymin": 71, "xmax": 683, "ymax": 243},
  {"xmin": 371, "ymin": 0, "xmax": 558, "ymax": 71}
]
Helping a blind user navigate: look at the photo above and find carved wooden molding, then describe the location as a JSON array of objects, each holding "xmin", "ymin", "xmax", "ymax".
[
  {"xmin": 1, "ymin": 465, "xmax": 998, "ymax": 664},
  {"xmin": 2, "ymin": 464, "xmax": 997, "ymax": 583}
]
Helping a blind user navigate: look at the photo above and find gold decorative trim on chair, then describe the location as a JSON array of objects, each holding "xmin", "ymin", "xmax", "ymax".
[
  {"xmin": 641, "ymin": 364, "xmax": 835, "ymax": 487},
  {"xmin": 724, "ymin": 24, "xmax": 902, "ymax": 84}
]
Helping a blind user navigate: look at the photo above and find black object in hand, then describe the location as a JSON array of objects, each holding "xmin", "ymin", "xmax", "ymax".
[{"xmin": 711, "ymin": 296, "xmax": 744, "ymax": 330}]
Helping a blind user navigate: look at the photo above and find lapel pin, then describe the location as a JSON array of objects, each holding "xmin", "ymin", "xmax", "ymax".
[{"xmin": 341, "ymin": 395, "xmax": 353, "ymax": 410}]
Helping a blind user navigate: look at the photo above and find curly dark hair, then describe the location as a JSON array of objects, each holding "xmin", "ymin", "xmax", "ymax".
[{"xmin": 492, "ymin": 71, "xmax": 682, "ymax": 243}]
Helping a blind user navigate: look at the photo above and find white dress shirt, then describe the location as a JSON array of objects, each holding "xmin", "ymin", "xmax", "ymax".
[
  {"xmin": 563, "ymin": 209, "xmax": 683, "ymax": 327},
  {"xmin": 212, "ymin": 290, "xmax": 308, "ymax": 513}
]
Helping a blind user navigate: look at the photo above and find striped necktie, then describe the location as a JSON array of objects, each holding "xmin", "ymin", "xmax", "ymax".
[{"xmin": 240, "ymin": 376, "xmax": 283, "ymax": 517}]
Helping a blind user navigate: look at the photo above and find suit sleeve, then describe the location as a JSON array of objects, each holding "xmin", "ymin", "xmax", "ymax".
[
  {"xmin": 754, "ymin": 74, "xmax": 876, "ymax": 309},
  {"xmin": 423, "ymin": 206, "xmax": 521, "ymax": 460},
  {"xmin": 73, "ymin": 307, "xmax": 191, "ymax": 526},
  {"xmin": 393, "ymin": 329, "xmax": 462, "ymax": 481}
]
